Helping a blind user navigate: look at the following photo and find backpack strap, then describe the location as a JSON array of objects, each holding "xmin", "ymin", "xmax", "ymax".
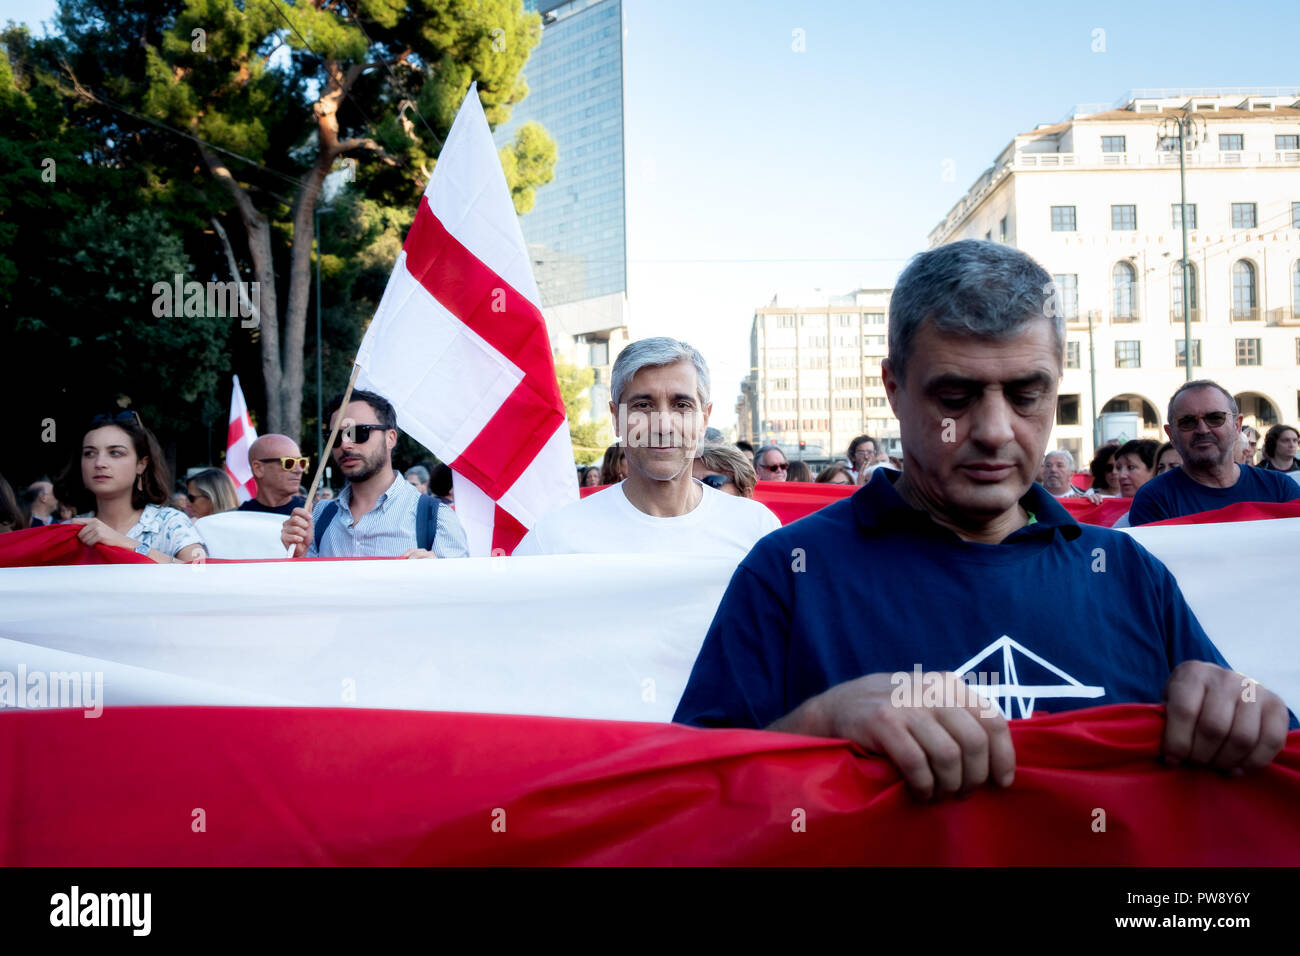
[
  {"xmin": 416, "ymin": 494, "xmax": 440, "ymax": 553},
  {"xmin": 313, "ymin": 500, "xmax": 340, "ymax": 552}
]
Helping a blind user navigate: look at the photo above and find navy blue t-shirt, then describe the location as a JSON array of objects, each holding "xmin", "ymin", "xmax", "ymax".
[
  {"xmin": 1128, "ymin": 465, "xmax": 1300, "ymax": 526},
  {"xmin": 674, "ymin": 470, "xmax": 1231, "ymax": 729},
  {"xmin": 238, "ymin": 495, "xmax": 306, "ymax": 516}
]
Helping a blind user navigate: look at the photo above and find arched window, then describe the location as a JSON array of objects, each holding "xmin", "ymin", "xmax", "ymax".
[
  {"xmin": 1172, "ymin": 261, "xmax": 1199, "ymax": 320},
  {"xmin": 1113, "ymin": 261, "xmax": 1137, "ymax": 320},
  {"xmin": 1232, "ymin": 260, "xmax": 1258, "ymax": 320}
]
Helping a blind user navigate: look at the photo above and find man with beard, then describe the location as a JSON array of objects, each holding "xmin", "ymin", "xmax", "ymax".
[
  {"xmin": 280, "ymin": 389, "xmax": 469, "ymax": 558},
  {"xmin": 1127, "ymin": 380, "xmax": 1300, "ymax": 526}
]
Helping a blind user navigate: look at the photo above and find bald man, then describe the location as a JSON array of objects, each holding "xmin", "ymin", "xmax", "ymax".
[{"xmin": 238, "ymin": 434, "xmax": 309, "ymax": 516}]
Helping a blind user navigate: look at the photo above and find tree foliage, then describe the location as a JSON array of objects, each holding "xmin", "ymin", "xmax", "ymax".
[
  {"xmin": 554, "ymin": 354, "xmax": 610, "ymax": 465},
  {"xmin": 2, "ymin": 0, "xmax": 556, "ymax": 482}
]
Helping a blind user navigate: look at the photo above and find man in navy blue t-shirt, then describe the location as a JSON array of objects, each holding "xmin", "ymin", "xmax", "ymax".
[
  {"xmin": 1128, "ymin": 380, "xmax": 1300, "ymax": 525},
  {"xmin": 674, "ymin": 241, "xmax": 1291, "ymax": 801}
]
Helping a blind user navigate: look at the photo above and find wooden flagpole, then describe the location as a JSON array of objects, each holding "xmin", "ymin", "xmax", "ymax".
[{"xmin": 287, "ymin": 363, "xmax": 360, "ymax": 557}]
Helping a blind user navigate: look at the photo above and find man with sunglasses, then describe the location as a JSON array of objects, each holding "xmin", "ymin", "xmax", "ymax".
[
  {"xmin": 755, "ymin": 445, "xmax": 789, "ymax": 481},
  {"xmin": 239, "ymin": 435, "xmax": 309, "ymax": 516},
  {"xmin": 281, "ymin": 389, "xmax": 468, "ymax": 559},
  {"xmin": 1128, "ymin": 380, "xmax": 1300, "ymax": 526}
]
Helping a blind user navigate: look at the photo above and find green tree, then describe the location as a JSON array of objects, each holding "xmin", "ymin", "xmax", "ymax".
[
  {"xmin": 554, "ymin": 354, "xmax": 610, "ymax": 465},
  {"xmin": 32, "ymin": 0, "xmax": 555, "ymax": 446}
]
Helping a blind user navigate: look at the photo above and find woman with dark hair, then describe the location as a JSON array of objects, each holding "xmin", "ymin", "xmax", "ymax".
[
  {"xmin": 580, "ymin": 465, "xmax": 603, "ymax": 487},
  {"xmin": 1258, "ymin": 424, "xmax": 1299, "ymax": 473},
  {"xmin": 1155, "ymin": 441, "xmax": 1181, "ymax": 475},
  {"xmin": 785, "ymin": 460, "xmax": 812, "ymax": 482},
  {"xmin": 0, "ymin": 473, "xmax": 28, "ymax": 533},
  {"xmin": 55, "ymin": 411, "xmax": 206, "ymax": 563},
  {"xmin": 1088, "ymin": 441, "xmax": 1121, "ymax": 495},
  {"xmin": 599, "ymin": 443, "xmax": 627, "ymax": 486},
  {"xmin": 186, "ymin": 468, "xmax": 239, "ymax": 518},
  {"xmin": 1113, "ymin": 439, "xmax": 1159, "ymax": 499},
  {"xmin": 815, "ymin": 464, "xmax": 853, "ymax": 485}
]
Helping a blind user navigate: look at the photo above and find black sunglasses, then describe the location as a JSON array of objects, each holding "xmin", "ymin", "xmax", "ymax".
[
  {"xmin": 702, "ymin": 474, "xmax": 731, "ymax": 490},
  {"xmin": 328, "ymin": 423, "xmax": 390, "ymax": 445},
  {"xmin": 185, "ymin": 491, "xmax": 208, "ymax": 503},
  {"xmin": 91, "ymin": 410, "xmax": 143, "ymax": 429}
]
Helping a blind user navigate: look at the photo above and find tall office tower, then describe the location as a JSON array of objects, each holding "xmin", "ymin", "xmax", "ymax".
[
  {"xmin": 930, "ymin": 89, "xmax": 1300, "ymax": 464},
  {"xmin": 497, "ymin": 0, "xmax": 629, "ymax": 417}
]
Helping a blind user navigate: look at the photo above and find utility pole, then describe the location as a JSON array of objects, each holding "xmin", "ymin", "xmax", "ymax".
[{"xmin": 1158, "ymin": 109, "xmax": 1206, "ymax": 382}]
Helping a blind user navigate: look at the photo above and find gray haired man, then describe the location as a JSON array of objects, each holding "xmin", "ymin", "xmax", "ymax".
[
  {"xmin": 514, "ymin": 337, "xmax": 779, "ymax": 557},
  {"xmin": 675, "ymin": 240, "xmax": 1290, "ymax": 801}
]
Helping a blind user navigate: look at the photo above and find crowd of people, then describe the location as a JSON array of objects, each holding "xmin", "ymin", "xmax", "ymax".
[{"xmin": 2, "ymin": 240, "xmax": 1296, "ymax": 801}]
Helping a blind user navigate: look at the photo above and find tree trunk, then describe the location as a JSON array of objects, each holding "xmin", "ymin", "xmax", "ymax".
[
  {"xmin": 280, "ymin": 157, "xmax": 332, "ymax": 444},
  {"xmin": 198, "ymin": 144, "xmax": 284, "ymax": 433}
]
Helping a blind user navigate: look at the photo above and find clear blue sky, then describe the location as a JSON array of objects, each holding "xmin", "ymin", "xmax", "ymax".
[{"xmin": 5, "ymin": 0, "xmax": 1298, "ymax": 426}]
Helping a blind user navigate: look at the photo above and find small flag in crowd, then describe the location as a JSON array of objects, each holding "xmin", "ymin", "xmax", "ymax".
[
  {"xmin": 356, "ymin": 83, "xmax": 576, "ymax": 556},
  {"xmin": 225, "ymin": 374, "xmax": 257, "ymax": 503}
]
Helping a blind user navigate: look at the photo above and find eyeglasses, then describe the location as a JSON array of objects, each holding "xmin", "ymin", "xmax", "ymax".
[
  {"xmin": 90, "ymin": 410, "xmax": 143, "ymax": 429},
  {"xmin": 328, "ymin": 424, "xmax": 389, "ymax": 445},
  {"xmin": 258, "ymin": 456, "xmax": 310, "ymax": 471},
  {"xmin": 760, "ymin": 461, "xmax": 789, "ymax": 472},
  {"xmin": 701, "ymin": 474, "xmax": 731, "ymax": 490},
  {"xmin": 1175, "ymin": 411, "xmax": 1231, "ymax": 432}
]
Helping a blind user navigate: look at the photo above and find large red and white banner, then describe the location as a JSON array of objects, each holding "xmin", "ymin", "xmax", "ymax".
[
  {"xmin": 355, "ymin": 85, "xmax": 575, "ymax": 556},
  {"xmin": 3, "ymin": 704, "xmax": 1297, "ymax": 865},
  {"xmin": 224, "ymin": 373, "xmax": 257, "ymax": 502},
  {"xmin": 1, "ymin": 508, "xmax": 1297, "ymax": 717}
]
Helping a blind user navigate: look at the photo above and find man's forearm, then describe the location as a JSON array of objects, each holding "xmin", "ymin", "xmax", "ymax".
[{"xmin": 766, "ymin": 691, "xmax": 832, "ymax": 737}]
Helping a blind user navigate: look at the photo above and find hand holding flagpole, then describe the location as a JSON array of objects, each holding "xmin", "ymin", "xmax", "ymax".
[{"xmin": 284, "ymin": 364, "xmax": 360, "ymax": 558}]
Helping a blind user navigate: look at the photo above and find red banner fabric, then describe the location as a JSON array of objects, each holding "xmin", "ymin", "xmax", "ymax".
[
  {"xmin": 1146, "ymin": 499, "xmax": 1300, "ymax": 526},
  {"xmin": 1, "ymin": 704, "xmax": 1296, "ymax": 865},
  {"xmin": 0, "ymin": 522, "xmax": 152, "ymax": 568}
]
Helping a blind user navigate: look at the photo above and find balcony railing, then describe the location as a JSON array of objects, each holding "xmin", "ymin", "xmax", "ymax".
[
  {"xmin": 1111, "ymin": 309, "xmax": 1141, "ymax": 324},
  {"xmin": 1170, "ymin": 308, "xmax": 1202, "ymax": 323},
  {"xmin": 1014, "ymin": 150, "xmax": 1300, "ymax": 170},
  {"xmin": 1232, "ymin": 307, "xmax": 1261, "ymax": 322},
  {"xmin": 1266, "ymin": 307, "xmax": 1300, "ymax": 326}
]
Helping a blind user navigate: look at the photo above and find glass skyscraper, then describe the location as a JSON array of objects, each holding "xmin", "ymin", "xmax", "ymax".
[{"xmin": 497, "ymin": 0, "xmax": 627, "ymax": 313}]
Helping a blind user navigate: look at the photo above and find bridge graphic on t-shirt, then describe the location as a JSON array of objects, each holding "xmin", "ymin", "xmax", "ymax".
[{"xmin": 953, "ymin": 635, "xmax": 1106, "ymax": 719}]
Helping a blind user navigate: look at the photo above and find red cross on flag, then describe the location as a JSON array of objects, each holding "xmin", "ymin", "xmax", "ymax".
[
  {"xmin": 225, "ymin": 374, "xmax": 257, "ymax": 503},
  {"xmin": 356, "ymin": 84, "xmax": 576, "ymax": 555}
]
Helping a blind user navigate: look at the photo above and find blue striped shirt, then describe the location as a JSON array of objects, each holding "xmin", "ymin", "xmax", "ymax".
[{"xmin": 307, "ymin": 472, "xmax": 468, "ymax": 558}]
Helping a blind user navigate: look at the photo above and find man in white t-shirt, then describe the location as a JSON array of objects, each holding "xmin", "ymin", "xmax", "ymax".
[{"xmin": 514, "ymin": 337, "xmax": 780, "ymax": 558}]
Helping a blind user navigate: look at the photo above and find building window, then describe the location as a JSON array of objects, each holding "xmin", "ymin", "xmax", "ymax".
[
  {"xmin": 864, "ymin": 313, "xmax": 885, "ymax": 325},
  {"xmin": 1056, "ymin": 395, "xmax": 1080, "ymax": 426},
  {"xmin": 1111, "ymin": 205, "xmax": 1137, "ymax": 231},
  {"xmin": 1051, "ymin": 206, "xmax": 1076, "ymax": 231},
  {"xmin": 863, "ymin": 335, "xmax": 885, "ymax": 346},
  {"xmin": 1293, "ymin": 202, "xmax": 1300, "ymax": 228},
  {"xmin": 1278, "ymin": 135, "xmax": 1300, "ymax": 150},
  {"xmin": 1172, "ymin": 203, "xmax": 1197, "ymax": 230},
  {"xmin": 1052, "ymin": 274, "xmax": 1079, "ymax": 320},
  {"xmin": 1115, "ymin": 341, "xmax": 1141, "ymax": 368},
  {"xmin": 999, "ymin": 216, "xmax": 1008, "ymax": 242},
  {"xmin": 1158, "ymin": 134, "xmax": 1181, "ymax": 151},
  {"xmin": 1231, "ymin": 202, "xmax": 1257, "ymax": 229},
  {"xmin": 866, "ymin": 397, "xmax": 887, "ymax": 408},
  {"xmin": 1172, "ymin": 261, "xmax": 1199, "ymax": 319},
  {"xmin": 1174, "ymin": 339, "xmax": 1202, "ymax": 367},
  {"xmin": 1101, "ymin": 136, "xmax": 1126, "ymax": 153},
  {"xmin": 1236, "ymin": 338, "xmax": 1261, "ymax": 366},
  {"xmin": 1219, "ymin": 133, "xmax": 1244, "ymax": 151},
  {"xmin": 1232, "ymin": 260, "xmax": 1258, "ymax": 319},
  {"xmin": 1065, "ymin": 341, "xmax": 1080, "ymax": 369},
  {"xmin": 1112, "ymin": 261, "xmax": 1138, "ymax": 320}
]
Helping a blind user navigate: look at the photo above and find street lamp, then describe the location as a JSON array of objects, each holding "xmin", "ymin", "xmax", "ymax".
[{"xmin": 1156, "ymin": 109, "xmax": 1207, "ymax": 382}]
